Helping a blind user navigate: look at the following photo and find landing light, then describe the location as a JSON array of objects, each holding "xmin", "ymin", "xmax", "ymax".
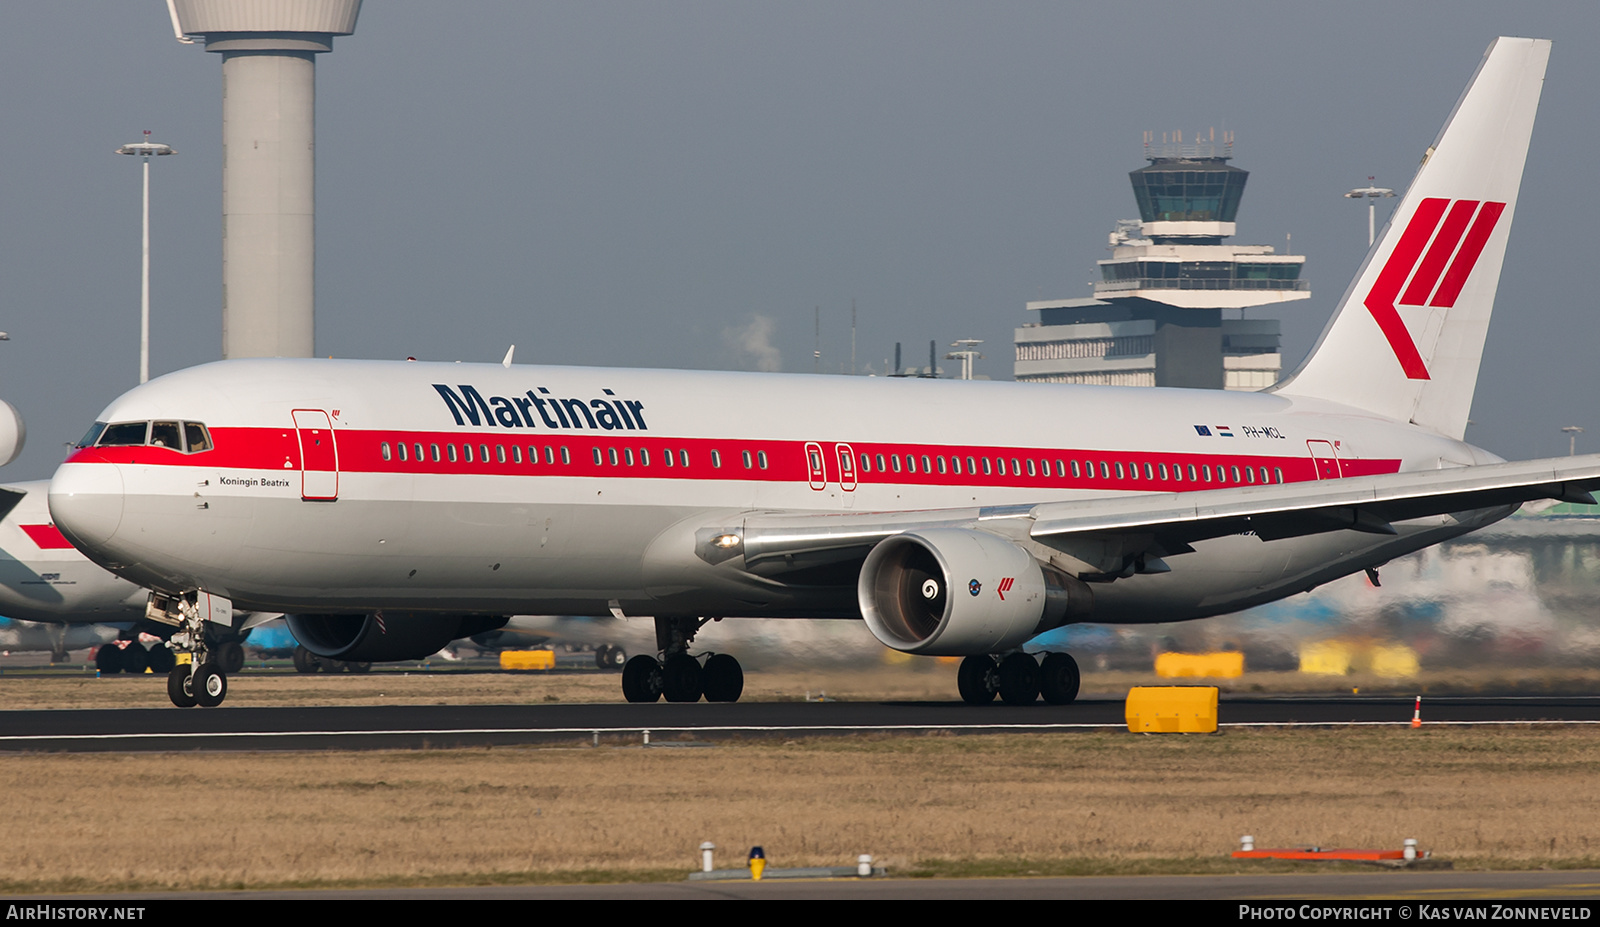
[{"xmin": 713, "ymin": 534, "xmax": 742, "ymax": 549}]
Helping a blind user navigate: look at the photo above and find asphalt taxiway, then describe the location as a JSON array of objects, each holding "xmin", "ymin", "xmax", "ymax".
[{"xmin": 2, "ymin": 696, "xmax": 1597, "ymax": 752}]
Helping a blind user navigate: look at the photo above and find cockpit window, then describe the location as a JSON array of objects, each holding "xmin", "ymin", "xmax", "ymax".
[
  {"xmin": 90, "ymin": 420, "xmax": 214, "ymax": 453},
  {"xmin": 150, "ymin": 421, "xmax": 182, "ymax": 450},
  {"xmin": 76, "ymin": 422, "xmax": 107, "ymax": 449},
  {"xmin": 98, "ymin": 422, "xmax": 149, "ymax": 446},
  {"xmin": 184, "ymin": 423, "xmax": 212, "ymax": 453}
]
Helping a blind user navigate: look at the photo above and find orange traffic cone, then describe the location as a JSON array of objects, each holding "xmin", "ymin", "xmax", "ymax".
[{"xmin": 1410, "ymin": 696, "xmax": 1422, "ymax": 729}]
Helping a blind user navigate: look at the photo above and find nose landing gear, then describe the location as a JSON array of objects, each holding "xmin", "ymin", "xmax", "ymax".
[{"xmin": 153, "ymin": 593, "xmax": 230, "ymax": 708}]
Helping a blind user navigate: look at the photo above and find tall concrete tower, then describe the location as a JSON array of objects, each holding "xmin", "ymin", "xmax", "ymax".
[{"xmin": 167, "ymin": 0, "xmax": 363, "ymax": 359}]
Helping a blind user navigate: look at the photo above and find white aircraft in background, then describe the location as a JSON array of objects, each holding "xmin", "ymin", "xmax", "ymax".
[
  {"xmin": 0, "ymin": 481, "xmax": 146, "ymax": 662},
  {"xmin": 0, "ymin": 480, "xmax": 260, "ymax": 673},
  {"xmin": 0, "ymin": 404, "xmax": 170, "ymax": 668},
  {"xmin": 50, "ymin": 37, "xmax": 1598, "ymax": 709}
]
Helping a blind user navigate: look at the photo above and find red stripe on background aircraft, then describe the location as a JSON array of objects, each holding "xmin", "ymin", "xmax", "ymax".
[{"xmin": 48, "ymin": 37, "xmax": 1600, "ymax": 708}]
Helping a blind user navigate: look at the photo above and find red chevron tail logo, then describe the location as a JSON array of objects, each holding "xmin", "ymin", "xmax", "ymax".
[
  {"xmin": 996, "ymin": 577, "xmax": 1015, "ymax": 600},
  {"xmin": 1364, "ymin": 197, "xmax": 1505, "ymax": 380}
]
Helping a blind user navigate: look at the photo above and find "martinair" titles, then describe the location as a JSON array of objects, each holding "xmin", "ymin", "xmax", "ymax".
[{"xmin": 433, "ymin": 384, "xmax": 649, "ymax": 431}]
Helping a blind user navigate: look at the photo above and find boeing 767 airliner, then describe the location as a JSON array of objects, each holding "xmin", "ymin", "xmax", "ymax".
[{"xmin": 48, "ymin": 37, "xmax": 1600, "ymax": 708}]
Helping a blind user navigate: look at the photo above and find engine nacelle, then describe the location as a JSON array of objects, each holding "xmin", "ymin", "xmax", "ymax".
[
  {"xmin": 858, "ymin": 528, "xmax": 1088, "ymax": 656},
  {"xmin": 0, "ymin": 400, "xmax": 24, "ymax": 467},
  {"xmin": 287, "ymin": 612, "xmax": 508, "ymax": 662}
]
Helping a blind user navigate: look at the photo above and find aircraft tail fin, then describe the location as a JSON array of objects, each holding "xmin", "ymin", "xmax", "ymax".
[{"xmin": 1273, "ymin": 37, "xmax": 1549, "ymax": 440}]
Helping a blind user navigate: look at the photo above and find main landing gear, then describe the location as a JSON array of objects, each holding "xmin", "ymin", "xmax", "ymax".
[
  {"xmin": 620, "ymin": 617, "xmax": 744, "ymax": 704},
  {"xmin": 957, "ymin": 652, "xmax": 1080, "ymax": 706},
  {"xmin": 291, "ymin": 644, "xmax": 372, "ymax": 674}
]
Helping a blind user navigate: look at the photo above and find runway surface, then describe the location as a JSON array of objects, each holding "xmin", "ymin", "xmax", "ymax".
[{"xmin": 3, "ymin": 696, "xmax": 1598, "ymax": 752}]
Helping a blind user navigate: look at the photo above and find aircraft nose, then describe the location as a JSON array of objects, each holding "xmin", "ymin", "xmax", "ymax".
[{"xmin": 48, "ymin": 462, "xmax": 124, "ymax": 553}]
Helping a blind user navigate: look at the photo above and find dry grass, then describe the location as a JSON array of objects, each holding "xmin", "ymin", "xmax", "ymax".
[{"xmin": 2, "ymin": 727, "xmax": 1599, "ymax": 892}]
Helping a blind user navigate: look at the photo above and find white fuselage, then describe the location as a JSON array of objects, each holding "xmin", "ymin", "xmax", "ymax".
[{"xmin": 46, "ymin": 358, "xmax": 1509, "ymax": 626}]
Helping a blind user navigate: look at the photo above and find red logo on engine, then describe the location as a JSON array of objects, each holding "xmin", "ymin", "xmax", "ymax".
[
  {"xmin": 1365, "ymin": 197, "xmax": 1504, "ymax": 380},
  {"xmin": 997, "ymin": 577, "xmax": 1015, "ymax": 601}
]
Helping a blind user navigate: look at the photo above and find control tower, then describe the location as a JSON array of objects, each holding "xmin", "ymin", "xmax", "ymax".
[
  {"xmin": 1015, "ymin": 133, "xmax": 1308, "ymax": 390},
  {"xmin": 166, "ymin": 0, "xmax": 363, "ymax": 359}
]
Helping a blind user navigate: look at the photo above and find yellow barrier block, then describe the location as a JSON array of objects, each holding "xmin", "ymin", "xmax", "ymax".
[
  {"xmin": 1369, "ymin": 643, "xmax": 1420, "ymax": 678},
  {"xmin": 1298, "ymin": 641, "xmax": 1353, "ymax": 675},
  {"xmin": 1125, "ymin": 686, "xmax": 1218, "ymax": 733},
  {"xmin": 500, "ymin": 650, "xmax": 556, "ymax": 671},
  {"xmin": 1153, "ymin": 651, "xmax": 1244, "ymax": 678}
]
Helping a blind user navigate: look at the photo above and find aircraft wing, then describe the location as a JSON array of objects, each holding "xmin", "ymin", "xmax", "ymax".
[{"xmin": 737, "ymin": 454, "xmax": 1600, "ymax": 575}]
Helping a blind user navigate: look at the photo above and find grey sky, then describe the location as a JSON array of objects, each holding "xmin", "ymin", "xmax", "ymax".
[{"xmin": 1, "ymin": 2, "xmax": 1596, "ymax": 480}]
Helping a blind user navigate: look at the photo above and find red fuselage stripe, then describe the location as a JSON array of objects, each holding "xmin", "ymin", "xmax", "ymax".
[{"xmin": 62, "ymin": 427, "xmax": 1402, "ymax": 493}]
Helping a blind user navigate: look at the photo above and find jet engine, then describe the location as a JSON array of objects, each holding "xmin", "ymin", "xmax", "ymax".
[
  {"xmin": 287, "ymin": 612, "xmax": 508, "ymax": 662},
  {"xmin": 858, "ymin": 528, "xmax": 1088, "ymax": 656},
  {"xmin": 0, "ymin": 401, "xmax": 25, "ymax": 467}
]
